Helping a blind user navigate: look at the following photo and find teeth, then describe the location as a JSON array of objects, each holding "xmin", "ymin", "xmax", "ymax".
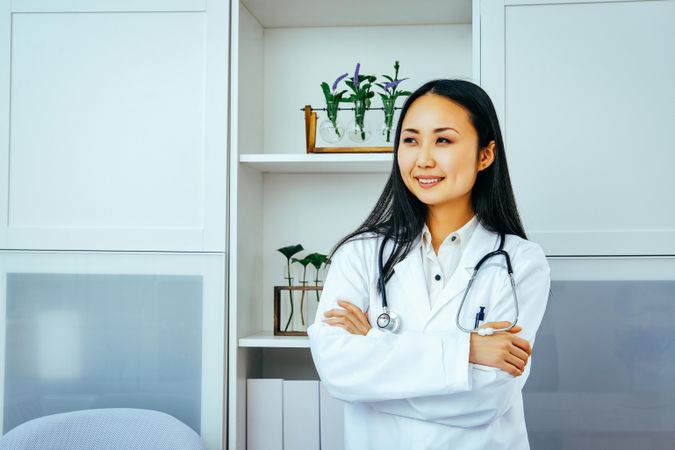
[{"xmin": 418, "ymin": 178, "xmax": 441, "ymax": 184}]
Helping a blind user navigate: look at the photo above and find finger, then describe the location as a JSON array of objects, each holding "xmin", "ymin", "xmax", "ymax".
[
  {"xmin": 509, "ymin": 345, "xmax": 530, "ymax": 366},
  {"xmin": 481, "ymin": 321, "xmax": 513, "ymax": 329},
  {"xmin": 510, "ymin": 335, "xmax": 532, "ymax": 355},
  {"xmin": 323, "ymin": 317, "xmax": 356, "ymax": 334},
  {"xmin": 507, "ymin": 325, "xmax": 523, "ymax": 334},
  {"xmin": 332, "ymin": 306, "xmax": 365, "ymax": 333},
  {"xmin": 338, "ymin": 300, "xmax": 370, "ymax": 331},
  {"xmin": 337, "ymin": 300, "xmax": 365, "ymax": 315},
  {"xmin": 323, "ymin": 309, "xmax": 347, "ymax": 318},
  {"xmin": 500, "ymin": 360, "xmax": 523, "ymax": 377},
  {"xmin": 506, "ymin": 352, "xmax": 526, "ymax": 371}
]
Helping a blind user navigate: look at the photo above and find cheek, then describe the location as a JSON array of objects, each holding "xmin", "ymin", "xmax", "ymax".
[
  {"xmin": 396, "ymin": 151, "xmax": 416, "ymax": 179},
  {"xmin": 439, "ymin": 152, "xmax": 478, "ymax": 184}
]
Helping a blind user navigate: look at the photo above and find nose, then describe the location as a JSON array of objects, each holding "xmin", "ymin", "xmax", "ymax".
[{"xmin": 416, "ymin": 142, "xmax": 435, "ymax": 168}]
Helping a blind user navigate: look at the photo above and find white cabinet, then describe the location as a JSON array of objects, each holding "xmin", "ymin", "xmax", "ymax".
[
  {"xmin": 227, "ymin": 0, "xmax": 478, "ymax": 448},
  {"xmin": 480, "ymin": 0, "xmax": 675, "ymax": 256},
  {"xmin": 0, "ymin": 250, "xmax": 226, "ymax": 449},
  {"xmin": 0, "ymin": 0, "xmax": 229, "ymax": 252}
]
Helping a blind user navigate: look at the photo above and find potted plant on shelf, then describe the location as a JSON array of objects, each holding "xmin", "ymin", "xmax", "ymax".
[
  {"xmin": 376, "ymin": 60, "xmax": 411, "ymax": 143},
  {"xmin": 277, "ymin": 244, "xmax": 304, "ymax": 332},
  {"xmin": 319, "ymin": 72, "xmax": 350, "ymax": 143},
  {"xmin": 345, "ymin": 62, "xmax": 377, "ymax": 143}
]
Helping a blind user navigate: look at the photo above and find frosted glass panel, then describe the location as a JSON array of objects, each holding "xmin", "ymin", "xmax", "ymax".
[
  {"xmin": 524, "ymin": 281, "xmax": 675, "ymax": 449},
  {"xmin": 4, "ymin": 273, "xmax": 203, "ymax": 434}
]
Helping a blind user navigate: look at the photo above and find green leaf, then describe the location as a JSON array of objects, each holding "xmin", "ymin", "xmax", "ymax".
[
  {"xmin": 277, "ymin": 244, "xmax": 304, "ymax": 260},
  {"xmin": 366, "ymin": 91, "xmax": 375, "ymax": 98},
  {"xmin": 291, "ymin": 256, "xmax": 312, "ymax": 267},
  {"xmin": 320, "ymin": 82, "xmax": 331, "ymax": 98},
  {"xmin": 381, "ymin": 74, "xmax": 394, "ymax": 82},
  {"xmin": 397, "ymin": 90, "xmax": 412, "ymax": 96},
  {"xmin": 306, "ymin": 253, "xmax": 330, "ymax": 270}
]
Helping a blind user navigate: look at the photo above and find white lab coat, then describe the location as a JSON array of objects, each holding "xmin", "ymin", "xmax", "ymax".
[{"xmin": 307, "ymin": 221, "xmax": 551, "ymax": 450}]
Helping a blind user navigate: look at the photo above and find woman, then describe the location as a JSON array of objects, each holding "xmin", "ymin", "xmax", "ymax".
[{"xmin": 307, "ymin": 79, "xmax": 551, "ymax": 449}]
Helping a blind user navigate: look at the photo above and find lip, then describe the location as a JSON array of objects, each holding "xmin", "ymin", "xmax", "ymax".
[{"xmin": 415, "ymin": 176, "xmax": 444, "ymax": 189}]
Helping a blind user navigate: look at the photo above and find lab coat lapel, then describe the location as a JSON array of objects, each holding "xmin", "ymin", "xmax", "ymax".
[
  {"xmin": 392, "ymin": 237, "xmax": 431, "ymax": 313},
  {"xmin": 425, "ymin": 222, "xmax": 501, "ymax": 324}
]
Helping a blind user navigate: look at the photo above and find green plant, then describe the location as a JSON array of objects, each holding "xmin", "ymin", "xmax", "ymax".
[
  {"xmin": 320, "ymin": 72, "xmax": 350, "ymax": 137},
  {"xmin": 306, "ymin": 253, "xmax": 330, "ymax": 303},
  {"xmin": 291, "ymin": 255, "xmax": 312, "ymax": 326},
  {"xmin": 376, "ymin": 61, "xmax": 411, "ymax": 142},
  {"xmin": 277, "ymin": 244, "xmax": 304, "ymax": 331},
  {"xmin": 345, "ymin": 62, "xmax": 377, "ymax": 140}
]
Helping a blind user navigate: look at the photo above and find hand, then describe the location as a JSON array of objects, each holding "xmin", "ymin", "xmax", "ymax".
[
  {"xmin": 323, "ymin": 300, "xmax": 372, "ymax": 336},
  {"xmin": 469, "ymin": 321, "xmax": 532, "ymax": 377}
]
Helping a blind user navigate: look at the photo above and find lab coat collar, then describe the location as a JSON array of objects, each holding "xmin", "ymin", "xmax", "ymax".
[{"xmin": 392, "ymin": 220, "xmax": 501, "ymax": 323}]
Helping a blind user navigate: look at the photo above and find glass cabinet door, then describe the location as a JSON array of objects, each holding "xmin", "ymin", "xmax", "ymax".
[
  {"xmin": 0, "ymin": 251, "xmax": 226, "ymax": 449},
  {"xmin": 524, "ymin": 257, "xmax": 675, "ymax": 450}
]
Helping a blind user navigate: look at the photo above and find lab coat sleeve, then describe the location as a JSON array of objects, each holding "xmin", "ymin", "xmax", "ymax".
[
  {"xmin": 307, "ymin": 238, "xmax": 472, "ymax": 402},
  {"xmin": 366, "ymin": 242, "xmax": 551, "ymax": 427}
]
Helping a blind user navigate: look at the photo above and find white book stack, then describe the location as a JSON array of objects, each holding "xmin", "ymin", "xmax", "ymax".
[
  {"xmin": 283, "ymin": 380, "xmax": 320, "ymax": 450},
  {"xmin": 247, "ymin": 379, "xmax": 344, "ymax": 450},
  {"xmin": 247, "ymin": 379, "xmax": 283, "ymax": 450},
  {"xmin": 320, "ymin": 382, "xmax": 345, "ymax": 450}
]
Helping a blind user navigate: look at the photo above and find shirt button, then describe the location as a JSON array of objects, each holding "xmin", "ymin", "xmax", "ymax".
[
  {"xmin": 434, "ymin": 274, "xmax": 441, "ymax": 281},
  {"xmin": 451, "ymin": 236, "xmax": 457, "ymax": 242}
]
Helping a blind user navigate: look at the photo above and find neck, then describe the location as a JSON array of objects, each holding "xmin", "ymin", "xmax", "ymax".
[{"xmin": 426, "ymin": 197, "xmax": 475, "ymax": 254}]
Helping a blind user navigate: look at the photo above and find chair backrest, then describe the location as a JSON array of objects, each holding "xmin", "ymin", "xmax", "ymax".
[{"xmin": 0, "ymin": 408, "xmax": 205, "ymax": 450}]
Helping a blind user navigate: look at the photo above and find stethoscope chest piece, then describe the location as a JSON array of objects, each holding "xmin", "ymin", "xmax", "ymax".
[{"xmin": 377, "ymin": 307, "xmax": 400, "ymax": 333}]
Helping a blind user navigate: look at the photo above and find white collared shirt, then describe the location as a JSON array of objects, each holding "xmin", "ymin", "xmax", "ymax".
[{"xmin": 420, "ymin": 215, "xmax": 479, "ymax": 309}]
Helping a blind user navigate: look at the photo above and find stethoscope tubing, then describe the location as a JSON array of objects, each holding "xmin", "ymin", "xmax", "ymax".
[{"xmin": 376, "ymin": 231, "xmax": 519, "ymax": 336}]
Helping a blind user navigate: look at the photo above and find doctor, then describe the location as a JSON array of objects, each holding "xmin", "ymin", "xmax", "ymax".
[{"xmin": 307, "ymin": 79, "xmax": 551, "ymax": 449}]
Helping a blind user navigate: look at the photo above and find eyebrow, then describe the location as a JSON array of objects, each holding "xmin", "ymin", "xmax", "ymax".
[{"xmin": 402, "ymin": 127, "xmax": 460, "ymax": 135}]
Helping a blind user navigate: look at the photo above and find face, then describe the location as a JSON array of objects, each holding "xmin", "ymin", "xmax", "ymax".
[{"xmin": 397, "ymin": 93, "xmax": 495, "ymax": 210}]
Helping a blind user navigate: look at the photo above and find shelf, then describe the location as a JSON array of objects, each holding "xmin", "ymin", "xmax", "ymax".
[
  {"xmin": 239, "ymin": 153, "xmax": 393, "ymax": 173},
  {"xmin": 239, "ymin": 331, "xmax": 310, "ymax": 348}
]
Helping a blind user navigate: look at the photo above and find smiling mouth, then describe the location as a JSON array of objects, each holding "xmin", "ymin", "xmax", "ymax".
[{"xmin": 415, "ymin": 177, "xmax": 444, "ymax": 186}]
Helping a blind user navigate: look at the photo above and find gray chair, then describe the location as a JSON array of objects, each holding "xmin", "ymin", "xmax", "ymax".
[{"xmin": 0, "ymin": 408, "xmax": 205, "ymax": 450}]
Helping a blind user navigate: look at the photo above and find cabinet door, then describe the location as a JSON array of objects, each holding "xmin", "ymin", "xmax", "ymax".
[
  {"xmin": 524, "ymin": 257, "xmax": 675, "ymax": 449},
  {"xmin": 480, "ymin": 0, "xmax": 675, "ymax": 256},
  {"xmin": 0, "ymin": 250, "xmax": 226, "ymax": 449},
  {"xmin": 0, "ymin": 0, "xmax": 228, "ymax": 251}
]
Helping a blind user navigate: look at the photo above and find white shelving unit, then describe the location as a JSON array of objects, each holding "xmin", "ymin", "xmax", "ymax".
[{"xmin": 228, "ymin": 0, "xmax": 478, "ymax": 448}]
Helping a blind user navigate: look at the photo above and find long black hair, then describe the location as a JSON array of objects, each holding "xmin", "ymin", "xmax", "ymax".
[{"xmin": 330, "ymin": 79, "xmax": 527, "ymax": 290}]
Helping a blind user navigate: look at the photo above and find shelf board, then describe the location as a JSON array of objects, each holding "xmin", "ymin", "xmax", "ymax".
[
  {"xmin": 240, "ymin": 0, "xmax": 472, "ymax": 28},
  {"xmin": 239, "ymin": 153, "xmax": 393, "ymax": 173},
  {"xmin": 239, "ymin": 331, "xmax": 310, "ymax": 348}
]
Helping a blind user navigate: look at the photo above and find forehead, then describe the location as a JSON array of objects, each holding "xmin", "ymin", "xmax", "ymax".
[{"xmin": 402, "ymin": 93, "xmax": 473, "ymax": 133}]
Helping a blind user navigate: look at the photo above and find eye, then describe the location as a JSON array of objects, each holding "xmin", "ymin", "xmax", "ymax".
[
  {"xmin": 402, "ymin": 137, "xmax": 416, "ymax": 144},
  {"xmin": 437, "ymin": 137, "xmax": 452, "ymax": 144}
]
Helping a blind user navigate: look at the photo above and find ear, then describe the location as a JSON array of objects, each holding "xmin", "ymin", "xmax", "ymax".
[{"xmin": 477, "ymin": 140, "xmax": 496, "ymax": 171}]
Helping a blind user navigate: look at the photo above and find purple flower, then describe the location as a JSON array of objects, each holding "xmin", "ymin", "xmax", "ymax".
[
  {"xmin": 353, "ymin": 62, "xmax": 360, "ymax": 90},
  {"xmin": 332, "ymin": 72, "xmax": 348, "ymax": 92},
  {"xmin": 384, "ymin": 77, "xmax": 409, "ymax": 92},
  {"xmin": 384, "ymin": 80, "xmax": 400, "ymax": 91}
]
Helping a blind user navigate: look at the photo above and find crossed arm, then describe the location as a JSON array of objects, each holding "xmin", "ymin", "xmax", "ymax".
[{"xmin": 307, "ymin": 239, "xmax": 550, "ymax": 427}]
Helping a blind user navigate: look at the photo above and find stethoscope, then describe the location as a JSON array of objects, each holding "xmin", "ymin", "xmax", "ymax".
[{"xmin": 376, "ymin": 232, "xmax": 519, "ymax": 336}]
